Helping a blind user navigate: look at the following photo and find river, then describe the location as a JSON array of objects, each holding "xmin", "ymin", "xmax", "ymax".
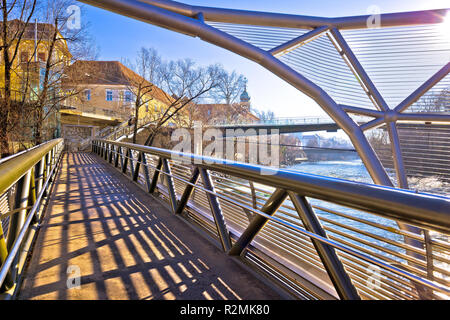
[{"xmin": 284, "ymin": 159, "xmax": 448, "ymax": 283}]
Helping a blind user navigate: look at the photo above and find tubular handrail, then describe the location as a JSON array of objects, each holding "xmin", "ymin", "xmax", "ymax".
[
  {"xmin": 0, "ymin": 139, "xmax": 63, "ymax": 196},
  {"xmin": 95, "ymin": 139, "xmax": 450, "ymax": 235},
  {"xmin": 0, "ymin": 139, "xmax": 64, "ymax": 295}
]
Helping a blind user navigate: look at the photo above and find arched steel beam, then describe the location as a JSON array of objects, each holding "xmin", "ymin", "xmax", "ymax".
[
  {"xmin": 79, "ymin": 0, "xmax": 392, "ymax": 187},
  {"xmin": 139, "ymin": 0, "xmax": 448, "ymax": 29}
]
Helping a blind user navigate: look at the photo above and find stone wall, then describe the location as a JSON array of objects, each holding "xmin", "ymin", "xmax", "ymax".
[{"xmin": 62, "ymin": 125, "xmax": 95, "ymax": 151}]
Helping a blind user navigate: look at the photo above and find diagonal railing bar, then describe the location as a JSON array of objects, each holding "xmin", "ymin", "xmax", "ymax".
[
  {"xmin": 108, "ymin": 145, "xmax": 113, "ymax": 163},
  {"xmin": 121, "ymin": 147, "xmax": 129, "ymax": 174},
  {"xmin": 162, "ymin": 158, "xmax": 177, "ymax": 213},
  {"xmin": 175, "ymin": 166, "xmax": 199, "ymax": 215},
  {"xmin": 229, "ymin": 188, "xmax": 288, "ymax": 256},
  {"xmin": 288, "ymin": 192, "xmax": 360, "ymax": 300},
  {"xmin": 199, "ymin": 168, "xmax": 232, "ymax": 252},
  {"xmin": 104, "ymin": 143, "xmax": 109, "ymax": 161},
  {"xmin": 28, "ymin": 167, "xmax": 37, "ymax": 210},
  {"xmin": 128, "ymin": 149, "xmax": 135, "ymax": 178},
  {"xmin": 140, "ymin": 154, "xmax": 152, "ymax": 191},
  {"xmin": 242, "ymin": 181, "xmax": 258, "ymax": 222},
  {"xmin": 114, "ymin": 146, "xmax": 120, "ymax": 168},
  {"xmin": 148, "ymin": 158, "xmax": 163, "ymax": 194},
  {"xmin": 118, "ymin": 146, "xmax": 125, "ymax": 171},
  {"xmin": 269, "ymin": 25, "xmax": 329, "ymax": 56},
  {"xmin": 133, "ymin": 152, "xmax": 144, "ymax": 182}
]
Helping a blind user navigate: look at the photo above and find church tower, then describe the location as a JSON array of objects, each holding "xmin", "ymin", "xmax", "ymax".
[{"xmin": 240, "ymin": 82, "xmax": 251, "ymax": 109}]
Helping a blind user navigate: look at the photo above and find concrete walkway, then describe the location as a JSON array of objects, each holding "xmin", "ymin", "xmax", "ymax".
[{"xmin": 19, "ymin": 152, "xmax": 281, "ymax": 300}]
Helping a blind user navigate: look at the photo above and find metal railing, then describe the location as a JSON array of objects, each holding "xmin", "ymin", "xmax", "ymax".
[
  {"xmin": 0, "ymin": 139, "xmax": 64, "ymax": 297},
  {"xmin": 92, "ymin": 139, "xmax": 450, "ymax": 300},
  {"xmin": 212, "ymin": 115, "xmax": 369, "ymax": 128},
  {"xmin": 78, "ymin": 115, "xmax": 155, "ymax": 151},
  {"xmin": 213, "ymin": 116, "xmax": 335, "ymax": 126}
]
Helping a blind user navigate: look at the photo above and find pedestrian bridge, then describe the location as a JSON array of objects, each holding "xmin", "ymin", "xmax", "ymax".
[
  {"xmin": 208, "ymin": 117, "xmax": 342, "ymax": 134},
  {"xmin": 0, "ymin": 139, "xmax": 449, "ymax": 300}
]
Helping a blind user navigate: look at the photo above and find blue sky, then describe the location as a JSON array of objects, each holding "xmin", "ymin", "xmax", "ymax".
[{"xmin": 80, "ymin": 0, "xmax": 449, "ymax": 117}]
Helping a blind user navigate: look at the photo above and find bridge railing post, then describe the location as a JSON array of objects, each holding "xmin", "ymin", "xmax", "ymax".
[
  {"xmin": 199, "ymin": 168, "xmax": 232, "ymax": 252},
  {"xmin": 229, "ymin": 188, "xmax": 288, "ymax": 256},
  {"xmin": 162, "ymin": 158, "xmax": 177, "ymax": 214},
  {"xmin": 148, "ymin": 158, "xmax": 162, "ymax": 194},
  {"xmin": 288, "ymin": 192, "xmax": 360, "ymax": 300},
  {"xmin": 175, "ymin": 167, "xmax": 200, "ymax": 215}
]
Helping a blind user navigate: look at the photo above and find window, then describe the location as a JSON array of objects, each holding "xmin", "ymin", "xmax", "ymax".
[
  {"xmin": 124, "ymin": 90, "xmax": 132, "ymax": 102},
  {"xmin": 20, "ymin": 51, "xmax": 29, "ymax": 63},
  {"xmin": 106, "ymin": 89, "xmax": 113, "ymax": 101},
  {"xmin": 38, "ymin": 52, "xmax": 46, "ymax": 62},
  {"xmin": 85, "ymin": 89, "xmax": 91, "ymax": 101},
  {"xmin": 39, "ymin": 68, "xmax": 46, "ymax": 90},
  {"xmin": 145, "ymin": 103, "xmax": 149, "ymax": 113}
]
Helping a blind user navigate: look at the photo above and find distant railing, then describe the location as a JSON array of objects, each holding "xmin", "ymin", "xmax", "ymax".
[
  {"xmin": 213, "ymin": 116, "xmax": 334, "ymax": 126},
  {"xmin": 0, "ymin": 139, "xmax": 64, "ymax": 297},
  {"xmin": 79, "ymin": 116, "xmax": 157, "ymax": 150},
  {"xmin": 92, "ymin": 139, "xmax": 450, "ymax": 300},
  {"xmin": 212, "ymin": 115, "xmax": 370, "ymax": 127},
  {"xmin": 60, "ymin": 104, "xmax": 131, "ymax": 121}
]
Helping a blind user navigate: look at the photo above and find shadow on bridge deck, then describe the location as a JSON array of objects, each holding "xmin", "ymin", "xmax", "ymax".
[{"xmin": 18, "ymin": 152, "xmax": 281, "ymax": 300}]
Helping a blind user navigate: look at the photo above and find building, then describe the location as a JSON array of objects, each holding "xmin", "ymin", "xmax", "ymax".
[
  {"xmin": 0, "ymin": 20, "xmax": 72, "ymax": 146},
  {"xmin": 0, "ymin": 19, "xmax": 72, "ymax": 97},
  {"xmin": 61, "ymin": 60, "xmax": 172, "ymax": 149},
  {"xmin": 194, "ymin": 86, "xmax": 259, "ymax": 125}
]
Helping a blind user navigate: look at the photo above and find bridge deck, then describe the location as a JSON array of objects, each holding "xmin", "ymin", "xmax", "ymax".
[{"xmin": 18, "ymin": 153, "xmax": 281, "ymax": 300}]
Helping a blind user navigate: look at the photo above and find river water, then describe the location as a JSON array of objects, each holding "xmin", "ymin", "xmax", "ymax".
[
  {"xmin": 284, "ymin": 159, "xmax": 449, "ymax": 283},
  {"xmin": 288, "ymin": 159, "xmax": 372, "ymax": 184}
]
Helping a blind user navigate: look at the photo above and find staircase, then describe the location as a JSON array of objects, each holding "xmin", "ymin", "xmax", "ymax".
[{"xmin": 78, "ymin": 117, "xmax": 155, "ymax": 151}]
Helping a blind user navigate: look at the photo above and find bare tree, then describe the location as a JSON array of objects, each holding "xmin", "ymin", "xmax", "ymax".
[
  {"xmin": 412, "ymin": 87, "xmax": 450, "ymax": 113},
  {"xmin": 212, "ymin": 69, "xmax": 246, "ymax": 105},
  {"xmin": 253, "ymin": 109, "xmax": 275, "ymax": 122},
  {"xmin": 28, "ymin": 0, "xmax": 98, "ymax": 144},
  {"xmin": 143, "ymin": 58, "xmax": 221, "ymax": 146},
  {"xmin": 122, "ymin": 47, "xmax": 160, "ymax": 143},
  {"xmin": 0, "ymin": 0, "xmax": 37, "ymax": 156},
  {"xmin": 0, "ymin": 0, "xmax": 99, "ymax": 153}
]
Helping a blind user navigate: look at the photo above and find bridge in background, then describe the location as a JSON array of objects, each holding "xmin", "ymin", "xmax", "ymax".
[{"xmin": 208, "ymin": 117, "xmax": 341, "ymax": 134}]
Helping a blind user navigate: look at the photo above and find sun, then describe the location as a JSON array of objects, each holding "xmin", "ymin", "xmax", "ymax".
[{"xmin": 440, "ymin": 10, "xmax": 450, "ymax": 41}]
